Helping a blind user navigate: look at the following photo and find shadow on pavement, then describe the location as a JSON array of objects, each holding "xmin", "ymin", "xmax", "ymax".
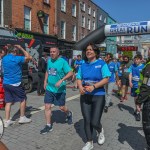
[
  {"xmin": 74, "ymin": 119, "xmax": 97, "ymax": 143},
  {"xmin": 51, "ymin": 110, "xmax": 67, "ymax": 124},
  {"xmin": 11, "ymin": 106, "xmax": 40, "ymax": 120},
  {"xmin": 118, "ymin": 103, "xmax": 134, "ymax": 115},
  {"xmin": 117, "ymin": 123, "xmax": 146, "ymax": 150}
]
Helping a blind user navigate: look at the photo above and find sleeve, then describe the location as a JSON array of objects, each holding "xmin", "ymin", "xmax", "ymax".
[
  {"xmin": 76, "ymin": 67, "xmax": 82, "ymax": 80},
  {"xmin": 102, "ymin": 64, "xmax": 111, "ymax": 78},
  {"xmin": 128, "ymin": 65, "xmax": 132, "ymax": 73},
  {"xmin": 115, "ymin": 64, "xmax": 118, "ymax": 72},
  {"xmin": 63, "ymin": 59, "xmax": 72, "ymax": 74},
  {"xmin": 16, "ymin": 56, "xmax": 25, "ymax": 64}
]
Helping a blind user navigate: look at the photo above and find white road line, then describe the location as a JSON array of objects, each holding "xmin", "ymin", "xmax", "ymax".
[{"xmin": 30, "ymin": 94, "xmax": 80, "ymax": 115}]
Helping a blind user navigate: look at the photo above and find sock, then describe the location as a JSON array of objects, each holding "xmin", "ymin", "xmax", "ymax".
[{"xmin": 47, "ymin": 124, "xmax": 51, "ymax": 127}]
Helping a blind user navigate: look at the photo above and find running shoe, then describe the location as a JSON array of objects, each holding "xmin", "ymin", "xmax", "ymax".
[
  {"xmin": 4, "ymin": 119, "xmax": 15, "ymax": 128},
  {"xmin": 18, "ymin": 116, "xmax": 32, "ymax": 124},
  {"xmin": 98, "ymin": 128, "xmax": 105, "ymax": 145},
  {"xmin": 40, "ymin": 125, "xmax": 53, "ymax": 134},
  {"xmin": 82, "ymin": 141, "xmax": 93, "ymax": 150},
  {"xmin": 104, "ymin": 106, "xmax": 108, "ymax": 113},
  {"xmin": 135, "ymin": 113, "xmax": 141, "ymax": 121},
  {"xmin": 65, "ymin": 111, "xmax": 73, "ymax": 125}
]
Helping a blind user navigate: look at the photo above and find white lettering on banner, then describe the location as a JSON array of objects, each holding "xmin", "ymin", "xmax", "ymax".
[{"xmin": 105, "ymin": 21, "xmax": 150, "ymax": 36}]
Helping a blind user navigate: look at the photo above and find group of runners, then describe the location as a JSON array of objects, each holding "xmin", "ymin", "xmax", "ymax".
[{"xmin": 1, "ymin": 43, "xmax": 149, "ymax": 150}]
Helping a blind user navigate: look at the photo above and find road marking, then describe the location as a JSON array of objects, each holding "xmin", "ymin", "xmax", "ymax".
[{"xmin": 30, "ymin": 94, "xmax": 80, "ymax": 115}]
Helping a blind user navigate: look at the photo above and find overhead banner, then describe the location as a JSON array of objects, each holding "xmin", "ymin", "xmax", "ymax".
[{"xmin": 105, "ymin": 21, "xmax": 150, "ymax": 36}]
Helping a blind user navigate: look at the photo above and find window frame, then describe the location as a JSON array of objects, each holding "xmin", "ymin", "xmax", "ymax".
[
  {"xmin": 0, "ymin": 0, "xmax": 3, "ymax": 27},
  {"xmin": 43, "ymin": 14, "xmax": 49, "ymax": 34},
  {"xmin": 24, "ymin": 6, "xmax": 31, "ymax": 31},
  {"xmin": 72, "ymin": 3, "xmax": 76, "ymax": 17},
  {"xmin": 72, "ymin": 25, "xmax": 76, "ymax": 41},
  {"xmin": 81, "ymin": 16, "xmax": 85, "ymax": 28},
  {"xmin": 61, "ymin": 0, "xmax": 66, "ymax": 12},
  {"xmin": 60, "ymin": 21, "xmax": 66, "ymax": 39}
]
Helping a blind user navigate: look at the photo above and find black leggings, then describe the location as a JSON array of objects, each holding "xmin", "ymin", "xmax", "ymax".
[{"xmin": 80, "ymin": 94, "xmax": 105, "ymax": 141}]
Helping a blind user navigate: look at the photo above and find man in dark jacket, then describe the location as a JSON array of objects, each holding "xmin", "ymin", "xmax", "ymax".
[
  {"xmin": 37, "ymin": 52, "xmax": 47, "ymax": 96},
  {"xmin": 136, "ymin": 49, "xmax": 150, "ymax": 150}
]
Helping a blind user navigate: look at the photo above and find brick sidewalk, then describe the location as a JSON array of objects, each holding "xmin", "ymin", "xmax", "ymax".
[{"xmin": 1, "ymin": 88, "xmax": 147, "ymax": 150}]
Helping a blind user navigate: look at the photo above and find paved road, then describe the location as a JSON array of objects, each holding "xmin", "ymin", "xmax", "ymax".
[{"xmin": 0, "ymin": 88, "xmax": 147, "ymax": 150}]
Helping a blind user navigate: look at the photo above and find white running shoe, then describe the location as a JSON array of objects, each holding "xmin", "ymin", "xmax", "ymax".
[
  {"xmin": 82, "ymin": 141, "xmax": 93, "ymax": 150},
  {"xmin": 18, "ymin": 116, "xmax": 32, "ymax": 124},
  {"xmin": 4, "ymin": 119, "xmax": 15, "ymax": 128},
  {"xmin": 98, "ymin": 128, "xmax": 105, "ymax": 145}
]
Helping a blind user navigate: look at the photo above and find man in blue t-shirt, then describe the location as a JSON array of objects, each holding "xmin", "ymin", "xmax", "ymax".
[
  {"xmin": 2, "ymin": 45, "xmax": 32, "ymax": 128},
  {"xmin": 104, "ymin": 53, "xmax": 118, "ymax": 113},
  {"xmin": 128, "ymin": 54, "xmax": 144, "ymax": 121},
  {"xmin": 40, "ymin": 47, "xmax": 73, "ymax": 135}
]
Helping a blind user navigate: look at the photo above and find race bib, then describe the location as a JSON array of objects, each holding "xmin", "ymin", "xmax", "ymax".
[{"xmin": 48, "ymin": 68, "xmax": 57, "ymax": 76}]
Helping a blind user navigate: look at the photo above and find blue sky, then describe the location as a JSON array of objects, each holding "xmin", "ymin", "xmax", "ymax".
[{"xmin": 93, "ymin": 0, "xmax": 150, "ymax": 23}]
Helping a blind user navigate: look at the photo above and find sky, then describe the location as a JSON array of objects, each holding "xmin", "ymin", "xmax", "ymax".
[{"xmin": 93, "ymin": 0, "xmax": 150, "ymax": 23}]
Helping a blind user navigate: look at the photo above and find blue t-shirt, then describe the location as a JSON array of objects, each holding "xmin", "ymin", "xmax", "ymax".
[
  {"xmin": 46, "ymin": 57, "xmax": 71, "ymax": 93},
  {"xmin": 74, "ymin": 59, "xmax": 84, "ymax": 72},
  {"xmin": 117, "ymin": 61, "xmax": 123, "ymax": 77},
  {"xmin": 76, "ymin": 59, "xmax": 111, "ymax": 95},
  {"xmin": 2, "ymin": 54, "xmax": 25, "ymax": 84},
  {"xmin": 128, "ymin": 63, "xmax": 144, "ymax": 88},
  {"xmin": 107, "ymin": 61, "xmax": 118, "ymax": 83}
]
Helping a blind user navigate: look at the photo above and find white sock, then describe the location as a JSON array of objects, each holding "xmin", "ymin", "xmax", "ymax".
[{"xmin": 47, "ymin": 124, "xmax": 51, "ymax": 127}]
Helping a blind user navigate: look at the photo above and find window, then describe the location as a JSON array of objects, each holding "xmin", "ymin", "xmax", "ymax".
[
  {"xmin": 104, "ymin": 18, "xmax": 106, "ymax": 23},
  {"xmin": 92, "ymin": 21, "xmax": 95, "ymax": 31},
  {"xmin": 81, "ymin": 33, "xmax": 85, "ymax": 39},
  {"xmin": 72, "ymin": 3, "xmax": 76, "ymax": 17},
  {"xmin": 60, "ymin": 21, "xmax": 66, "ymax": 39},
  {"xmin": 0, "ymin": 0, "xmax": 3, "ymax": 26},
  {"xmin": 81, "ymin": 16, "xmax": 85, "ymax": 27},
  {"xmin": 72, "ymin": 25, "xmax": 76, "ymax": 41},
  {"xmin": 88, "ymin": 6, "xmax": 91, "ymax": 15},
  {"xmin": 61, "ymin": 0, "xmax": 66, "ymax": 12},
  {"xmin": 24, "ymin": 6, "xmax": 31, "ymax": 30},
  {"xmin": 87, "ymin": 19, "xmax": 91, "ymax": 30},
  {"xmin": 99, "ymin": 15, "xmax": 102, "ymax": 21},
  {"xmin": 43, "ymin": 14, "xmax": 49, "ymax": 34},
  {"xmin": 93, "ymin": 10, "xmax": 95, "ymax": 17},
  {"xmin": 81, "ymin": 2, "xmax": 85, "ymax": 11},
  {"xmin": 43, "ymin": 0, "xmax": 49, "ymax": 4}
]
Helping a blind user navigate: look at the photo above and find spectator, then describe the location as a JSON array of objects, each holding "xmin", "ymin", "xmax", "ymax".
[
  {"xmin": 2, "ymin": 45, "xmax": 32, "ymax": 127},
  {"xmin": 37, "ymin": 52, "xmax": 47, "ymax": 96}
]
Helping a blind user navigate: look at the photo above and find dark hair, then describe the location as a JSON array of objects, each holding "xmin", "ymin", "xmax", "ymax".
[
  {"xmin": 7, "ymin": 45, "xmax": 18, "ymax": 54},
  {"xmin": 77, "ymin": 54, "xmax": 81, "ymax": 58},
  {"xmin": 123, "ymin": 55, "xmax": 129, "ymax": 60},
  {"xmin": 134, "ymin": 54, "xmax": 142, "ymax": 60},
  {"xmin": 84, "ymin": 43, "xmax": 99, "ymax": 60},
  {"xmin": 106, "ymin": 53, "xmax": 113, "ymax": 59}
]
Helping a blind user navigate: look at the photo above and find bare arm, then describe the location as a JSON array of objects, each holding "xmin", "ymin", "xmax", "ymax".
[
  {"xmin": 129, "ymin": 73, "xmax": 133, "ymax": 87},
  {"xmin": 55, "ymin": 71, "xmax": 73, "ymax": 87},
  {"xmin": 14, "ymin": 45, "xmax": 32, "ymax": 62},
  {"xmin": 44, "ymin": 71, "xmax": 48, "ymax": 90}
]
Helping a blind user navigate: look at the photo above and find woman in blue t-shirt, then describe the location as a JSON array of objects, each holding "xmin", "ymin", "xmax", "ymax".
[{"xmin": 76, "ymin": 43, "xmax": 111, "ymax": 150}]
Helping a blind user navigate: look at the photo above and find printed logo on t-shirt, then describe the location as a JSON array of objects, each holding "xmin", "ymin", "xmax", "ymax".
[
  {"xmin": 95, "ymin": 65, "xmax": 101, "ymax": 68},
  {"xmin": 48, "ymin": 68, "xmax": 57, "ymax": 76}
]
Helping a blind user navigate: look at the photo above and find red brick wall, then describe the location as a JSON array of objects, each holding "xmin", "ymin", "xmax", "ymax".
[{"xmin": 11, "ymin": 0, "xmax": 55, "ymax": 35}]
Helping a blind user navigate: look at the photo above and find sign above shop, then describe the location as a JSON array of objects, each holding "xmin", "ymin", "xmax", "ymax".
[
  {"xmin": 117, "ymin": 46, "xmax": 138, "ymax": 51},
  {"xmin": 37, "ymin": 10, "xmax": 45, "ymax": 18}
]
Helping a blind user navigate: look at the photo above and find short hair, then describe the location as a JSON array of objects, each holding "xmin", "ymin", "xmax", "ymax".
[
  {"xmin": 7, "ymin": 45, "xmax": 18, "ymax": 54},
  {"xmin": 77, "ymin": 54, "xmax": 81, "ymax": 58},
  {"xmin": 50, "ymin": 46, "xmax": 59, "ymax": 51},
  {"xmin": 106, "ymin": 53, "xmax": 113, "ymax": 59},
  {"xmin": 134, "ymin": 54, "xmax": 142, "ymax": 60}
]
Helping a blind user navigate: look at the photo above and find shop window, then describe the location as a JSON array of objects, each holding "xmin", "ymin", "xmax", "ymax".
[
  {"xmin": 24, "ymin": 6, "xmax": 31, "ymax": 30},
  {"xmin": 60, "ymin": 21, "xmax": 66, "ymax": 39},
  {"xmin": 61, "ymin": 0, "xmax": 66, "ymax": 12},
  {"xmin": 43, "ymin": 14, "xmax": 49, "ymax": 34}
]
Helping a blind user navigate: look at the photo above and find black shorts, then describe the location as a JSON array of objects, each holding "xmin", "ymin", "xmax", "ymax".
[{"xmin": 121, "ymin": 77, "xmax": 129, "ymax": 86}]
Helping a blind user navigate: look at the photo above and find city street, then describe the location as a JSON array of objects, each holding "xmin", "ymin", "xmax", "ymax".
[{"xmin": 0, "ymin": 87, "xmax": 147, "ymax": 150}]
